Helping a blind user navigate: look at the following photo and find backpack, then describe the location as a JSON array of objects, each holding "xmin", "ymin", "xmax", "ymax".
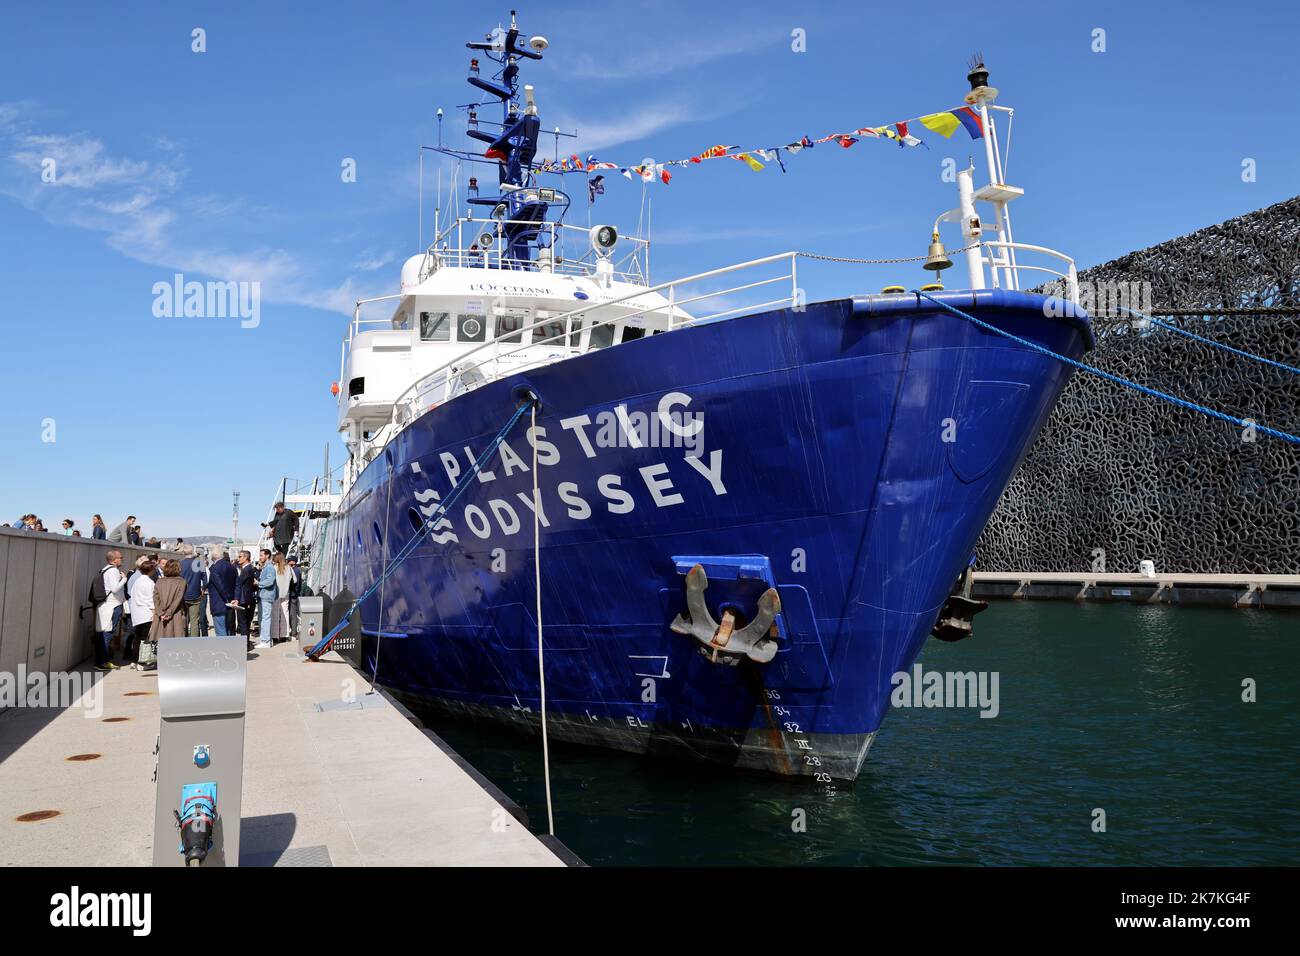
[
  {"xmin": 79, "ymin": 565, "xmax": 112, "ymax": 621},
  {"xmin": 88, "ymin": 566, "xmax": 111, "ymax": 606}
]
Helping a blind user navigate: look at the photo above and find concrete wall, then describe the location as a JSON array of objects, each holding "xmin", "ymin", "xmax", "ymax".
[{"xmin": 0, "ymin": 527, "xmax": 169, "ymax": 712}]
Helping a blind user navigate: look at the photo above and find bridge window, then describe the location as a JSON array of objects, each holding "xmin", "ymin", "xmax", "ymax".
[
  {"xmin": 457, "ymin": 313, "xmax": 487, "ymax": 342},
  {"xmin": 568, "ymin": 318, "xmax": 584, "ymax": 348},
  {"xmin": 588, "ymin": 323, "xmax": 615, "ymax": 350},
  {"xmin": 348, "ymin": 377, "xmax": 365, "ymax": 397},
  {"xmin": 496, "ymin": 312, "xmax": 530, "ymax": 344},
  {"xmin": 622, "ymin": 326, "xmax": 646, "ymax": 343},
  {"xmin": 535, "ymin": 318, "xmax": 566, "ymax": 346},
  {"xmin": 420, "ymin": 311, "xmax": 451, "ymax": 341}
]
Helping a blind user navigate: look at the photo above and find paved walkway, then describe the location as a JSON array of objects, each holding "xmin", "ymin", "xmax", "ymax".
[{"xmin": 0, "ymin": 644, "xmax": 562, "ymax": 867}]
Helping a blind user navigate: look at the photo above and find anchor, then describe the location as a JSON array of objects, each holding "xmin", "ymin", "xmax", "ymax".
[
  {"xmin": 930, "ymin": 563, "xmax": 987, "ymax": 642},
  {"xmin": 670, "ymin": 563, "xmax": 780, "ymax": 665}
]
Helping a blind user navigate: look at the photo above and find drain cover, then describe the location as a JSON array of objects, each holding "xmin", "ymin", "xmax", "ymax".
[
  {"xmin": 314, "ymin": 695, "xmax": 387, "ymax": 713},
  {"xmin": 242, "ymin": 844, "xmax": 333, "ymax": 867}
]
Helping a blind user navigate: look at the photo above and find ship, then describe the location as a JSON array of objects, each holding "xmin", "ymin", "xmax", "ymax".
[{"xmin": 288, "ymin": 12, "xmax": 1092, "ymax": 780}]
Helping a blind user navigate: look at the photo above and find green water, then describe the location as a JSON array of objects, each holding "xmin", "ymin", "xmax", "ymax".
[{"xmin": 414, "ymin": 602, "xmax": 1299, "ymax": 865}]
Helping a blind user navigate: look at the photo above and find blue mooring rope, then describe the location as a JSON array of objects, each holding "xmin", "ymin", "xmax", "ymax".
[
  {"xmin": 913, "ymin": 291, "xmax": 1300, "ymax": 446},
  {"xmin": 1129, "ymin": 311, "xmax": 1300, "ymax": 377},
  {"xmin": 306, "ymin": 399, "xmax": 535, "ymax": 660}
]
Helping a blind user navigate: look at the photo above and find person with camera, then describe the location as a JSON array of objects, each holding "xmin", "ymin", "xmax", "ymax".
[{"xmin": 263, "ymin": 502, "xmax": 299, "ymax": 556}]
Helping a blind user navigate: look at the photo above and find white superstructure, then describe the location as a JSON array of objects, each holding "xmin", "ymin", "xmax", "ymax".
[{"xmin": 336, "ymin": 217, "xmax": 697, "ymax": 487}]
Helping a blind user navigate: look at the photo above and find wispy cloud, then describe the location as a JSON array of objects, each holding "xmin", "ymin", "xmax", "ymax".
[
  {"xmin": 0, "ymin": 102, "xmax": 381, "ymax": 315},
  {"xmin": 555, "ymin": 97, "xmax": 734, "ymax": 155},
  {"xmin": 353, "ymin": 249, "xmax": 400, "ymax": 271},
  {"xmin": 651, "ymin": 222, "xmax": 889, "ymax": 246},
  {"xmin": 566, "ymin": 30, "xmax": 780, "ymax": 81}
]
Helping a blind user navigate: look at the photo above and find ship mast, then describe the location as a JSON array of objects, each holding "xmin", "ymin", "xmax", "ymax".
[
  {"xmin": 427, "ymin": 10, "xmax": 573, "ymax": 269},
  {"xmin": 927, "ymin": 57, "xmax": 1030, "ymax": 295}
]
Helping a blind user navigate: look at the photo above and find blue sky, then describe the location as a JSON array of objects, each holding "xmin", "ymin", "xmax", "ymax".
[{"xmin": 0, "ymin": 0, "xmax": 1295, "ymax": 536}]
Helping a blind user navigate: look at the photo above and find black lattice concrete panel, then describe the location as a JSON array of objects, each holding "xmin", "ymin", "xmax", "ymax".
[{"xmin": 978, "ymin": 196, "xmax": 1300, "ymax": 574}]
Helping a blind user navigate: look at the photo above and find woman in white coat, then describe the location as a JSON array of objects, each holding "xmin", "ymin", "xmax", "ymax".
[{"xmin": 125, "ymin": 559, "xmax": 156, "ymax": 663}]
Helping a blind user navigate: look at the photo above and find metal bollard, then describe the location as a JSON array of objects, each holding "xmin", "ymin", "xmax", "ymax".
[{"xmin": 152, "ymin": 637, "xmax": 247, "ymax": 867}]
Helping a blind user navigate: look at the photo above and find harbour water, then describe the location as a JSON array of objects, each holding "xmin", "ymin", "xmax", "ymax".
[{"xmin": 416, "ymin": 601, "xmax": 1299, "ymax": 866}]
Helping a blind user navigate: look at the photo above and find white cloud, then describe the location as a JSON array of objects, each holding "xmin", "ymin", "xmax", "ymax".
[
  {"xmin": 11, "ymin": 132, "xmax": 158, "ymax": 189},
  {"xmin": 0, "ymin": 102, "xmax": 381, "ymax": 315},
  {"xmin": 652, "ymin": 222, "xmax": 887, "ymax": 246},
  {"xmin": 556, "ymin": 97, "xmax": 733, "ymax": 155},
  {"xmin": 353, "ymin": 249, "xmax": 399, "ymax": 271},
  {"xmin": 566, "ymin": 30, "xmax": 779, "ymax": 81}
]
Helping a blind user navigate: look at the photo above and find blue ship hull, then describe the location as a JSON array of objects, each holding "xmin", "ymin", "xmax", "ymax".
[{"xmin": 319, "ymin": 290, "xmax": 1091, "ymax": 779}]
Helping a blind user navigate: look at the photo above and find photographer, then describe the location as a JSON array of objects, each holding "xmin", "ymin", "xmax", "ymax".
[{"xmin": 262, "ymin": 502, "xmax": 299, "ymax": 556}]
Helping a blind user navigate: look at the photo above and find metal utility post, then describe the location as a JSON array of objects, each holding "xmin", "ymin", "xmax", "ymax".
[
  {"xmin": 231, "ymin": 489, "xmax": 240, "ymax": 548},
  {"xmin": 152, "ymin": 637, "xmax": 247, "ymax": 867}
]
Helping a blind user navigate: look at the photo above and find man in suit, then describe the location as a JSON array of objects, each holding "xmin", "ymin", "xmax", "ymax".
[
  {"xmin": 233, "ymin": 550, "xmax": 257, "ymax": 642},
  {"xmin": 206, "ymin": 547, "xmax": 237, "ymax": 636},
  {"xmin": 286, "ymin": 556, "xmax": 303, "ymax": 636}
]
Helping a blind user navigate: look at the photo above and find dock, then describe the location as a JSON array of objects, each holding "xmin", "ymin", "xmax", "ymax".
[
  {"xmin": 971, "ymin": 571, "xmax": 1300, "ymax": 608},
  {"xmin": 0, "ymin": 525, "xmax": 570, "ymax": 866},
  {"xmin": 0, "ymin": 644, "xmax": 566, "ymax": 866}
]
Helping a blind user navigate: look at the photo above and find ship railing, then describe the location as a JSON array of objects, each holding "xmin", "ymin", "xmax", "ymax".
[
  {"xmin": 346, "ymin": 292, "xmax": 407, "ymax": 347},
  {"xmin": 418, "ymin": 216, "xmax": 650, "ymax": 285},
  {"xmin": 388, "ymin": 251, "xmax": 801, "ymax": 430},
  {"xmin": 979, "ymin": 240, "xmax": 1079, "ymax": 303}
]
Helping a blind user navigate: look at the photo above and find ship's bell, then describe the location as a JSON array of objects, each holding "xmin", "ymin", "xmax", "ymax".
[{"xmin": 923, "ymin": 233, "xmax": 953, "ymax": 272}]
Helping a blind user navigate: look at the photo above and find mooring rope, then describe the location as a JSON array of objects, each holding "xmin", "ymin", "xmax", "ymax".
[
  {"xmin": 306, "ymin": 399, "xmax": 534, "ymax": 660},
  {"xmin": 531, "ymin": 401, "xmax": 555, "ymax": 836},
  {"xmin": 914, "ymin": 291, "xmax": 1300, "ymax": 446},
  {"xmin": 371, "ymin": 455, "xmax": 396, "ymax": 689},
  {"xmin": 1126, "ymin": 310, "xmax": 1300, "ymax": 377}
]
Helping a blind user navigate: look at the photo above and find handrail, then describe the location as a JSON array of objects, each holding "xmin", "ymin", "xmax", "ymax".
[
  {"xmin": 387, "ymin": 251, "xmax": 800, "ymax": 427},
  {"xmin": 349, "ymin": 292, "xmax": 406, "ymax": 341},
  {"xmin": 980, "ymin": 239, "xmax": 1079, "ymax": 302},
  {"xmin": 420, "ymin": 215, "xmax": 649, "ymax": 284}
]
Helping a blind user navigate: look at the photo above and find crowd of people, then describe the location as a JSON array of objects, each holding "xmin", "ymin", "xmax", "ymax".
[
  {"xmin": 88, "ymin": 544, "xmax": 304, "ymax": 670},
  {"xmin": 13, "ymin": 505, "xmax": 299, "ymax": 554},
  {"xmin": 10, "ymin": 512, "xmax": 170, "ymax": 547},
  {"xmin": 78, "ymin": 503, "xmax": 304, "ymax": 670}
]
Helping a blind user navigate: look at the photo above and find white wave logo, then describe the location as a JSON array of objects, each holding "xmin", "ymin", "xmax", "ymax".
[{"xmin": 413, "ymin": 487, "xmax": 459, "ymax": 544}]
